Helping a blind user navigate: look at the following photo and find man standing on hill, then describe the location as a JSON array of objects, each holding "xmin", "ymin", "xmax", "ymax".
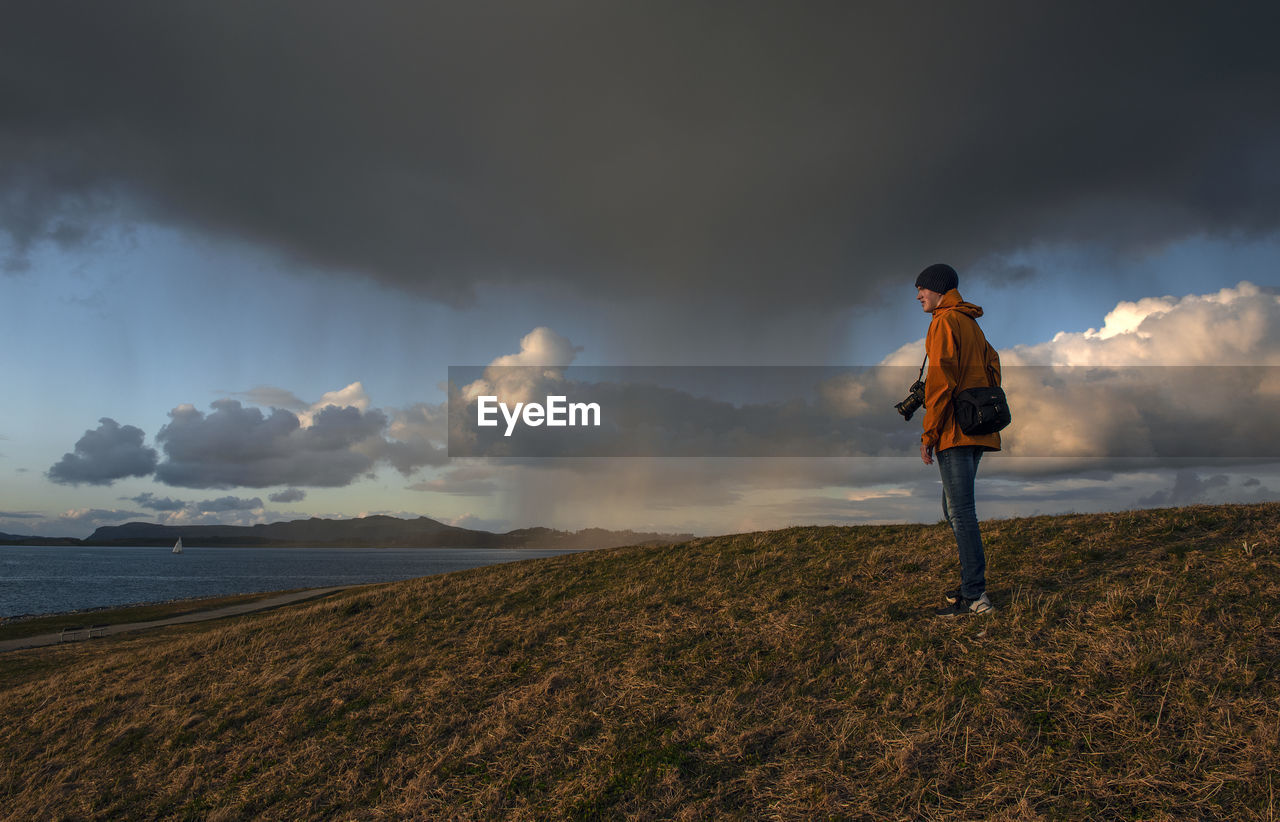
[{"xmin": 915, "ymin": 263, "xmax": 1001, "ymax": 617}]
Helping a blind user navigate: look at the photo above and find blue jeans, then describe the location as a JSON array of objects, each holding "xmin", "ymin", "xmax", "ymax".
[{"xmin": 937, "ymin": 445, "xmax": 986, "ymax": 600}]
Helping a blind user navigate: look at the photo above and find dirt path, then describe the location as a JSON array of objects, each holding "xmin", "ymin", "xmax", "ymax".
[{"xmin": 0, "ymin": 586, "xmax": 360, "ymax": 653}]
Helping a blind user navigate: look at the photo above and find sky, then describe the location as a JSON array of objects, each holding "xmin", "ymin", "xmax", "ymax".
[{"xmin": 3, "ymin": 1, "xmax": 1280, "ymax": 539}]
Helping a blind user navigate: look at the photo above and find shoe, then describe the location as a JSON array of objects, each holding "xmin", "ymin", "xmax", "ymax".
[
  {"xmin": 943, "ymin": 586, "xmax": 962, "ymax": 605},
  {"xmin": 934, "ymin": 592, "xmax": 994, "ymax": 617}
]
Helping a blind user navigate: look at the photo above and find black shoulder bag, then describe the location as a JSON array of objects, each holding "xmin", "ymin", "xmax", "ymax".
[
  {"xmin": 919, "ymin": 350, "xmax": 1012, "ymax": 436},
  {"xmin": 954, "ymin": 381, "xmax": 1011, "ymax": 435}
]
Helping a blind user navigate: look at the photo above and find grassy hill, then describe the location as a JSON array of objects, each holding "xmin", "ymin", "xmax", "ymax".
[{"xmin": 2, "ymin": 503, "xmax": 1278, "ymax": 820}]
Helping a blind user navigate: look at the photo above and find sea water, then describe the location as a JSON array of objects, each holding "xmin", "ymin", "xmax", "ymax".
[{"xmin": 0, "ymin": 545, "xmax": 581, "ymax": 618}]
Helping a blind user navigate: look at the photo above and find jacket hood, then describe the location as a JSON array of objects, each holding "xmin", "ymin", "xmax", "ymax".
[{"xmin": 931, "ymin": 288, "xmax": 983, "ymax": 319}]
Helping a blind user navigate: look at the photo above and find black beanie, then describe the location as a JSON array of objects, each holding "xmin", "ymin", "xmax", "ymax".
[{"xmin": 915, "ymin": 263, "xmax": 958, "ymax": 294}]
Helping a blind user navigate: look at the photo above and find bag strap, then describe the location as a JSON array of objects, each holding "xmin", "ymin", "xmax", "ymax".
[
  {"xmin": 922, "ymin": 314, "xmax": 997, "ymax": 388},
  {"xmin": 946, "ymin": 315, "xmax": 1000, "ymax": 389},
  {"xmin": 920, "ymin": 348, "xmax": 996, "ymax": 390}
]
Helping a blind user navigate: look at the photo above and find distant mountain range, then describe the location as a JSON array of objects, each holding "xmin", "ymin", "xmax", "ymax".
[
  {"xmin": 0, "ymin": 531, "xmax": 80, "ymax": 546},
  {"xmin": 0, "ymin": 516, "xmax": 693, "ymax": 550}
]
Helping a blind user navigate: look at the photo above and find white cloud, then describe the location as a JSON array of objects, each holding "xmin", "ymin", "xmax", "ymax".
[
  {"xmin": 1009, "ymin": 282, "xmax": 1280, "ymax": 366},
  {"xmin": 490, "ymin": 327, "xmax": 582, "ymax": 368},
  {"xmin": 232, "ymin": 385, "xmax": 309, "ymax": 411},
  {"xmin": 297, "ymin": 381, "xmax": 372, "ymax": 428},
  {"xmin": 58, "ymin": 508, "xmax": 143, "ymax": 527},
  {"xmin": 991, "ymin": 282, "xmax": 1280, "ymax": 462},
  {"xmin": 845, "ymin": 487, "xmax": 912, "ymax": 502},
  {"xmin": 156, "ymin": 507, "xmax": 271, "ymax": 528},
  {"xmin": 461, "ymin": 327, "xmax": 579, "ymax": 405}
]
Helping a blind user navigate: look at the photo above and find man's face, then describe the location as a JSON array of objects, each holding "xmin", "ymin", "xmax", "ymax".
[{"xmin": 917, "ymin": 287, "xmax": 944, "ymax": 313}]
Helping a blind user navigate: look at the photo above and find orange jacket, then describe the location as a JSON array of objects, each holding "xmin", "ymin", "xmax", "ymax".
[{"xmin": 921, "ymin": 289, "xmax": 1002, "ymax": 453}]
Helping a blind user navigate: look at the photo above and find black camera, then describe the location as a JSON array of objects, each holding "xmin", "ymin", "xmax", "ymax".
[{"xmin": 895, "ymin": 380, "xmax": 926, "ymax": 421}]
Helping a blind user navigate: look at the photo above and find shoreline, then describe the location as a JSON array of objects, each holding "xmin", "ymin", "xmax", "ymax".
[
  {"xmin": 0, "ymin": 586, "xmax": 322, "ymax": 625},
  {"xmin": 0, "ymin": 585, "xmax": 362, "ymax": 652},
  {"xmin": 1, "ymin": 543, "xmax": 597, "ymax": 550},
  {"xmin": 0, "ymin": 544, "xmax": 593, "ymax": 623}
]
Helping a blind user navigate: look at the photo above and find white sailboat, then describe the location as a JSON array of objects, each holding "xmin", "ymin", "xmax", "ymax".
[{"xmin": 172, "ymin": 538, "xmax": 183, "ymax": 554}]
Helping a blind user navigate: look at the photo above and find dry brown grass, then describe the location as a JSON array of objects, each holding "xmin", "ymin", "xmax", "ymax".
[{"xmin": 2, "ymin": 502, "xmax": 1278, "ymax": 820}]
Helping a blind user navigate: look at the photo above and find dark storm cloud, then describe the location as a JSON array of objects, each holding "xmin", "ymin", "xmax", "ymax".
[
  {"xmin": 126, "ymin": 490, "xmax": 264, "ymax": 513},
  {"xmin": 1138, "ymin": 470, "xmax": 1231, "ymax": 507},
  {"xmin": 127, "ymin": 492, "xmax": 188, "ymax": 511},
  {"xmin": 268, "ymin": 487, "xmax": 307, "ymax": 503},
  {"xmin": 3, "ymin": 2, "xmax": 1278, "ymax": 306},
  {"xmin": 125, "ymin": 491, "xmax": 260, "ymax": 512},
  {"xmin": 154, "ymin": 399, "xmax": 387, "ymax": 489},
  {"xmin": 46, "ymin": 418, "xmax": 158, "ymax": 486},
  {"xmin": 195, "ymin": 495, "xmax": 264, "ymax": 512}
]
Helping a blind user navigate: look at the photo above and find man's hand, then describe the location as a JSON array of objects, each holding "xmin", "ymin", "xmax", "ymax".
[{"xmin": 921, "ymin": 442, "xmax": 934, "ymax": 465}]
